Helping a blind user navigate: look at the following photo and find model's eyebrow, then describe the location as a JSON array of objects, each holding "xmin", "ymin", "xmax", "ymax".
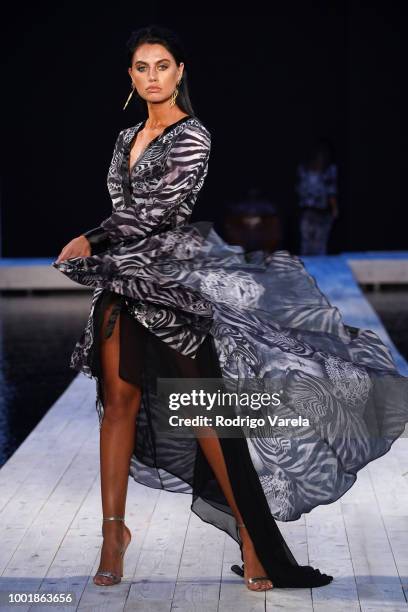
[{"xmin": 134, "ymin": 58, "xmax": 170, "ymax": 64}]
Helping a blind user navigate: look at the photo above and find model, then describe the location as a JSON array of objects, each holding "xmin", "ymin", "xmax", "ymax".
[{"xmin": 53, "ymin": 25, "xmax": 408, "ymax": 592}]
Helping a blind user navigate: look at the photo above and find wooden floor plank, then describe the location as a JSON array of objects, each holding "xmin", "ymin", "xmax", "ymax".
[
  {"xmin": 341, "ymin": 456, "xmax": 407, "ymax": 610},
  {"xmin": 124, "ymin": 490, "xmax": 191, "ymax": 611}
]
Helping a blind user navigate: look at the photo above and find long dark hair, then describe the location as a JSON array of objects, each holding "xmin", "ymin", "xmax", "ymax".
[{"xmin": 126, "ymin": 25, "xmax": 195, "ymax": 117}]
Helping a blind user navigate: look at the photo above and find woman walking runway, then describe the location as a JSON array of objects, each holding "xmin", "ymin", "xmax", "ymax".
[{"xmin": 54, "ymin": 25, "xmax": 408, "ymax": 591}]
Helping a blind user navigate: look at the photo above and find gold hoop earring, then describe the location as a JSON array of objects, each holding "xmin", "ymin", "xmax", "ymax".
[
  {"xmin": 170, "ymin": 79, "xmax": 181, "ymax": 107},
  {"xmin": 123, "ymin": 83, "xmax": 135, "ymax": 111}
]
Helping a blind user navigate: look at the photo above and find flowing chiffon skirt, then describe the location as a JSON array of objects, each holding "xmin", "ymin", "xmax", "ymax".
[
  {"xmin": 89, "ymin": 289, "xmax": 330, "ymax": 587},
  {"xmin": 53, "ymin": 219, "xmax": 408, "ymax": 587}
]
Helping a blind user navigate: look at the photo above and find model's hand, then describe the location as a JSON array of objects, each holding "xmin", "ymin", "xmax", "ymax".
[{"xmin": 55, "ymin": 235, "xmax": 91, "ymax": 263}]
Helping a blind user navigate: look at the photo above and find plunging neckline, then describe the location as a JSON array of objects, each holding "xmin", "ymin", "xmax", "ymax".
[{"xmin": 128, "ymin": 114, "xmax": 192, "ymax": 178}]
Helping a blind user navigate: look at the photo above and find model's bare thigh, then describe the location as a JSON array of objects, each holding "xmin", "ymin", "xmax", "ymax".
[{"xmin": 100, "ymin": 295, "xmax": 142, "ymax": 423}]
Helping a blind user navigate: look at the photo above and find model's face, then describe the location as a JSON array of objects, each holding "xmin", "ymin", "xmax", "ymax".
[{"xmin": 128, "ymin": 43, "xmax": 184, "ymax": 104}]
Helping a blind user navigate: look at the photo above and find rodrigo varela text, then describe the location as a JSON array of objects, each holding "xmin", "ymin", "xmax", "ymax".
[
  {"xmin": 168, "ymin": 414, "xmax": 310, "ymax": 428},
  {"xmin": 167, "ymin": 390, "xmax": 310, "ymax": 428}
]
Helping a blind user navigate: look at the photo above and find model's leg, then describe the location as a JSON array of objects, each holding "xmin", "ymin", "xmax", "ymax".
[
  {"xmin": 308, "ymin": 216, "xmax": 320, "ymax": 255},
  {"xmin": 94, "ymin": 296, "xmax": 142, "ymax": 586},
  {"xmin": 174, "ymin": 345, "xmax": 273, "ymax": 591},
  {"xmin": 167, "ymin": 350, "xmax": 273, "ymax": 591},
  {"xmin": 194, "ymin": 429, "xmax": 273, "ymax": 590},
  {"xmin": 300, "ymin": 210, "xmax": 312, "ymax": 255},
  {"xmin": 320, "ymin": 214, "xmax": 333, "ymax": 255}
]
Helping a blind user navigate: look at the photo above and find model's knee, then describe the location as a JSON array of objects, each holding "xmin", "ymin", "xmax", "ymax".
[{"xmin": 103, "ymin": 387, "xmax": 142, "ymax": 422}]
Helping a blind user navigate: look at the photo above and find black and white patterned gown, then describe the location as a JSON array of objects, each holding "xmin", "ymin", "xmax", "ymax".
[{"xmin": 53, "ymin": 114, "xmax": 408, "ymax": 588}]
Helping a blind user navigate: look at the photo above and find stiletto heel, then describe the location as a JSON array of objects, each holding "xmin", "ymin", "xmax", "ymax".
[
  {"xmin": 232, "ymin": 522, "xmax": 273, "ymax": 591},
  {"xmin": 230, "ymin": 521, "xmax": 334, "ymax": 589},
  {"xmin": 93, "ymin": 516, "xmax": 131, "ymax": 586}
]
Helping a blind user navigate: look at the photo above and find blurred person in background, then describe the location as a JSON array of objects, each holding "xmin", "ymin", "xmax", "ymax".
[{"xmin": 296, "ymin": 139, "xmax": 338, "ymax": 255}]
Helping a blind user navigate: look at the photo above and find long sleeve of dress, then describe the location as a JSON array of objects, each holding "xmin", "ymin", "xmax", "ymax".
[
  {"xmin": 85, "ymin": 125, "xmax": 211, "ymax": 250},
  {"xmin": 82, "ymin": 225, "xmax": 111, "ymax": 254}
]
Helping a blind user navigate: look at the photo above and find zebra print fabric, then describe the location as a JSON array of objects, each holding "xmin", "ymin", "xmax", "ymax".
[
  {"xmin": 101, "ymin": 117, "xmax": 211, "ymax": 243},
  {"xmin": 53, "ymin": 115, "xmax": 408, "ymax": 522}
]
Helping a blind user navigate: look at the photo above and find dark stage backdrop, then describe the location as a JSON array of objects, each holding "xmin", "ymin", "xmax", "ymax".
[{"xmin": 1, "ymin": 1, "xmax": 406, "ymax": 257}]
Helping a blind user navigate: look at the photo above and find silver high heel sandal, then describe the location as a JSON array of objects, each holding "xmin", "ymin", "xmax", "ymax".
[
  {"xmin": 232, "ymin": 522, "xmax": 273, "ymax": 591},
  {"xmin": 93, "ymin": 516, "xmax": 131, "ymax": 586}
]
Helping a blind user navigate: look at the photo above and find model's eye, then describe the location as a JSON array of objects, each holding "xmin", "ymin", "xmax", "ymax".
[{"xmin": 136, "ymin": 65, "xmax": 168, "ymax": 72}]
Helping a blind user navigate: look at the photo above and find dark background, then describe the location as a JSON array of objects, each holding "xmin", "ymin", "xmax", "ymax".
[{"xmin": 1, "ymin": 0, "xmax": 406, "ymax": 257}]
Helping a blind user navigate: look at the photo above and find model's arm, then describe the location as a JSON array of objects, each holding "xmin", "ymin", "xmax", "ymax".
[
  {"xmin": 81, "ymin": 225, "xmax": 111, "ymax": 253},
  {"xmin": 55, "ymin": 126, "xmax": 211, "ymax": 263},
  {"xmin": 96, "ymin": 125, "xmax": 211, "ymax": 245}
]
